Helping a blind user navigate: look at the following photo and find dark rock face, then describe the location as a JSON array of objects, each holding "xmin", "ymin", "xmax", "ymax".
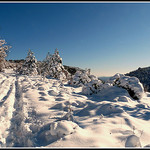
[
  {"xmin": 126, "ymin": 67, "xmax": 150, "ymax": 92},
  {"xmin": 123, "ymin": 87, "xmax": 139, "ymax": 100}
]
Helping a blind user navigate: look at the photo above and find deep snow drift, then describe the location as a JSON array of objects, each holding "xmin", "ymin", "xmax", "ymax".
[{"xmin": 0, "ymin": 69, "xmax": 150, "ymax": 148}]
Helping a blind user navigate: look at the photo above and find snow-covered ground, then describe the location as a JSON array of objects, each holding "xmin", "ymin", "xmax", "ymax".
[{"xmin": 0, "ymin": 69, "xmax": 150, "ymax": 148}]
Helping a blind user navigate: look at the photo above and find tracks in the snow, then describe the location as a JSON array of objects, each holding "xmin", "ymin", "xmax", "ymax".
[
  {"xmin": 0, "ymin": 74, "xmax": 60, "ymax": 147},
  {"xmin": 6, "ymin": 76, "xmax": 34, "ymax": 147},
  {"xmin": 0, "ymin": 77, "xmax": 15, "ymax": 103},
  {"xmin": 0, "ymin": 81, "xmax": 14, "ymax": 106}
]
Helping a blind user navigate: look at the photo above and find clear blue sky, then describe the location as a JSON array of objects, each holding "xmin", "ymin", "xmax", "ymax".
[{"xmin": 1, "ymin": 2, "xmax": 150, "ymax": 77}]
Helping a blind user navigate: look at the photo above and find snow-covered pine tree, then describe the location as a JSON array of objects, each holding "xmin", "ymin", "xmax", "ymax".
[
  {"xmin": 40, "ymin": 52, "xmax": 52, "ymax": 78},
  {"xmin": 19, "ymin": 49, "xmax": 38, "ymax": 75},
  {"xmin": 0, "ymin": 39, "xmax": 11, "ymax": 72},
  {"xmin": 42, "ymin": 48, "xmax": 71, "ymax": 81}
]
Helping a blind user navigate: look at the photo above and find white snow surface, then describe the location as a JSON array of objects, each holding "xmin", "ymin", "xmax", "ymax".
[{"xmin": 0, "ymin": 69, "xmax": 150, "ymax": 148}]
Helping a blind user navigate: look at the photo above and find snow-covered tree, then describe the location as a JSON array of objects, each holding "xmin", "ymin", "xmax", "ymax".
[
  {"xmin": 40, "ymin": 52, "xmax": 52, "ymax": 77},
  {"xmin": 0, "ymin": 39, "xmax": 11, "ymax": 72},
  {"xmin": 41, "ymin": 48, "xmax": 71, "ymax": 81},
  {"xmin": 69, "ymin": 69, "xmax": 93, "ymax": 86},
  {"xmin": 19, "ymin": 49, "xmax": 38, "ymax": 75}
]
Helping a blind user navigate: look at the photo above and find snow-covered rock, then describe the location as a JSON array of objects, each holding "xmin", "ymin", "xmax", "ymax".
[
  {"xmin": 50, "ymin": 120, "xmax": 78, "ymax": 137},
  {"xmin": 125, "ymin": 134, "xmax": 141, "ymax": 147}
]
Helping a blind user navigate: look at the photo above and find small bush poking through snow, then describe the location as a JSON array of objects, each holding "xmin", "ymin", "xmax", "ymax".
[{"xmin": 61, "ymin": 103, "xmax": 74, "ymax": 122}]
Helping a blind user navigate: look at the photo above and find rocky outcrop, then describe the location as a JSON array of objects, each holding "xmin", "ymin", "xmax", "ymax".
[
  {"xmin": 126, "ymin": 66, "xmax": 150, "ymax": 92},
  {"xmin": 108, "ymin": 73, "xmax": 144, "ymax": 100}
]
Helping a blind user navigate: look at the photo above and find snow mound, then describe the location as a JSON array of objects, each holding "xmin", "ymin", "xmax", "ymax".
[
  {"xmin": 108, "ymin": 73, "xmax": 145, "ymax": 100},
  {"xmin": 144, "ymin": 144, "xmax": 150, "ymax": 147},
  {"xmin": 50, "ymin": 103, "xmax": 64, "ymax": 110},
  {"xmin": 96, "ymin": 103, "xmax": 124, "ymax": 116},
  {"xmin": 117, "ymin": 96, "xmax": 132, "ymax": 102},
  {"xmin": 48, "ymin": 90, "xmax": 59, "ymax": 96},
  {"xmin": 50, "ymin": 120, "xmax": 78, "ymax": 137},
  {"xmin": 125, "ymin": 134, "xmax": 141, "ymax": 147}
]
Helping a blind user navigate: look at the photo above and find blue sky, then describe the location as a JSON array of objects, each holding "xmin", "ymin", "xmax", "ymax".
[{"xmin": 1, "ymin": 2, "xmax": 150, "ymax": 76}]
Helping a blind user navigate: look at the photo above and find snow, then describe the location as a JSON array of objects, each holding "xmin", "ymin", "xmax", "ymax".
[
  {"xmin": 0, "ymin": 69, "xmax": 150, "ymax": 148},
  {"xmin": 50, "ymin": 120, "xmax": 78, "ymax": 137},
  {"xmin": 125, "ymin": 134, "xmax": 141, "ymax": 147}
]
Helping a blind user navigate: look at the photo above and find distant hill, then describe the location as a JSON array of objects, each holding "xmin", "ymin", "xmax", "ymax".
[
  {"xmin": 98, "ymin": 76, "xmax": 111, "ymax": 82},
  {"xmin": 126, "ymin": 67, "xmax": 150, "ymax": 92}
]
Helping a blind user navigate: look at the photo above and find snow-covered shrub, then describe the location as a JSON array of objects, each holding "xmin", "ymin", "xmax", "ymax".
[
  {"xmin": 125, "ymin": 134, "xmax": 141, "ymax": 147},
  {"xmin": 82, "ymin": 74, "xmax": 112, "ymax": 95},
  {"xmin": 19, "ymin": 49, "xmax": 38, "ymax": 75},
  {"xmin": 50, "ymin": 120, "xmax": 78, "ymax": 137},
  {"xmin": 69, "ymin": 69, "xmax": 92, "ymax": 86},
  {"xmin": 107, "ymin": 73, "xmax": 144, "ymax": 100},
  {"xmin": 41, "ymin": 49, "xmax": 71, "ymax": 81},
  {"xmin": 82, "ymin": 79, "xmax": 103, "ymax": 95},
  {"xmin": 107, "ymin": 73, "xmax": 124, "ymax": 85},
  {"xmin": 0, "ymin": 39, "xmax": 11, "ymax": 72}
]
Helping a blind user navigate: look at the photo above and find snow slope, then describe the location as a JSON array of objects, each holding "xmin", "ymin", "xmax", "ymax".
[{"xmin": 0, "ymin": 69, "xmax": 150, "ymax": 148}]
